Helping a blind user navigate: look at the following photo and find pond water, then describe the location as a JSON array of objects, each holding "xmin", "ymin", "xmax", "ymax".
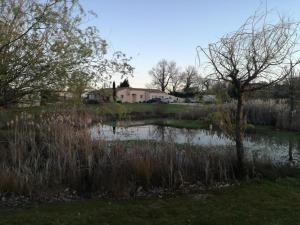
[{"xmin": 90, "ymin": 123, "xmax": 300, "ymax": 165}]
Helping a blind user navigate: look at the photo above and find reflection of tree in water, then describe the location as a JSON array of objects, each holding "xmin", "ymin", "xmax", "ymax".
[
  {"xmin": 151, "ymin": 126, "xmax": 181, "ymax": 143},
  {"xmin": 289, "ymin": 138, "xmax": 294, "ymax": 162},
  {"xmin": 182, "ymin": 129, "xmax": 197, "ymax": 144},
  {"xmin": 152, "ymin": 125, "xmax": 166, "ymax": 142}
]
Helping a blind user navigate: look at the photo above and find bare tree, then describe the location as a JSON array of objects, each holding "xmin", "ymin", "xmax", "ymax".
[
  {"xmin": 169, "ymin": 70, "xmax": 183, "ymax": 93},
  {"xmin": 181, "ymin": 66, "xmax": 199, "ymax": 92},
  {"xmin": 198, "ymin": 12, "xmax": 299, "ymax": 177},
  {"xmin": 149, "ymin": 59, "xmax": 179, "ymax": 92}
]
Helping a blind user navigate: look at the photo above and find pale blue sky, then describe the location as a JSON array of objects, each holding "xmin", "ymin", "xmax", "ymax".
[{"xmin": 83, "ymin": 0, "xmax": 300, "ymax": 87}]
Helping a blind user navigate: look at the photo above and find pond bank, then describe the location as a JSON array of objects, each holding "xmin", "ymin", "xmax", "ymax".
[
  {"xmin": 105, "ymin": 118, "xmax": 300, "ymax": 138},
  {"xmin": 1, "ymin": 177, "xmax": 300, "ymax": 225}
]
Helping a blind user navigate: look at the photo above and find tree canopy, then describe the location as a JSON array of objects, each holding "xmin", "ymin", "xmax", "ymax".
[
  {"xmin": 119, "ymin": 79, "xmax": 130, "ymax": 88},
  {"xmin": 0, "ymin": 0, "xmax": 133, "ymax": 106},
  {"xmin": 149, "ymin": 59, "xmax": 179, "ymax": 92},
  {"xmin": 198, "ymin": 11, "xmax": 299, "ymax": 177}
]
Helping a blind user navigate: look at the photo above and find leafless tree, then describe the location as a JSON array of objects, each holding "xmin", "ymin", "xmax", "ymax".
[
  {"xmin": 149, "ymin": 59, "xmax": 179, "ymax": 92},
  {"xmin": 198, "ymin": 12, "xmax": 299, "ymax": 177},
  {"xmin": 169, "ymin": 70, "xmax": 183, "ymax": 93},
  {"xmin": 181, "ymin": 66, "xmax": 199, "ymax": 92}
]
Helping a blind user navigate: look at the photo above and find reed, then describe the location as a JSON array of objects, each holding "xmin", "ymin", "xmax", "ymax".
[
  {"xmin": 0, "ymin": 109, "xmax": 294, "ymax": 197},
  {"xmin": 244, "ymin": 99, "xmax": 300, "ymax": 131},
  {"xmin": 1, "ymin": 112, "xmax": 234, "ymax": 196}
]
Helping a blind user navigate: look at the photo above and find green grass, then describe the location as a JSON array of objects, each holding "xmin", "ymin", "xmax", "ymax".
[
  {"xmin": 0, "ymin": 103, "xmax": 199, "ymax": 124},
  {"xmin": 106, "ymin": 118, "xmax": 208, "ymax": 129},
  {"xmin": 250, "ymin": 125, "xmax": 300, "ymax": 141},
  {"xmin": 87, "ymin": 103, "xmax": 198, "ymax": 115},
  {"xmin": 156, "ymin": 119, "xmax": 208, "ymax": 129},
  {"xmin": 1, "ymin": 178, "xmax": 300, "ymax": 225}
]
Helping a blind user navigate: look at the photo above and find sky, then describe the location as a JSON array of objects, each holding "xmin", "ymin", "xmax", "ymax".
[{"xmin": 83, "ymin": 0, "xmax": 300, "ymax": 88}]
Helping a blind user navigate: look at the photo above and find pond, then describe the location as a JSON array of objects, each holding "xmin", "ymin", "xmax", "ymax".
[{"xmin": 90, "ymin": 122, "xmax": 300, "ymax": 165}]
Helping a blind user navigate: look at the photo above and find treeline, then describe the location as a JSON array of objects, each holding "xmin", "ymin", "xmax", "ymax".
[{"xmin": 148, "ymin": 60, "xmax": 203, "ymax": 95}]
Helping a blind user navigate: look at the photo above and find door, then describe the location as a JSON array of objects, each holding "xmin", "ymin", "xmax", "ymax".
[{"xmin": 132, "ymin": 94, "xmax": 137, "ymax": 102}]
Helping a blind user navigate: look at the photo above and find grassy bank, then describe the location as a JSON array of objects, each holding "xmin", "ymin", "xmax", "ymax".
[
  {"xmin": 0, "ymin": 103, "xmax": 202, "ymax": 128},
  {"xmin": 1, "ymin": 178, "xmax": 300, "ymax": 225},
  {"xmin": 108, "ymin": 118, "xmax": 208, "ymax": 129},
  {"xmin": 89, "ymin": 103, "xmax": 196, "ymax": 114},
  {"xmin": 2, "ymin": 101, "xmax": 300, "ymax": 132},
  {"xmin": 251, "ymin": 125, "xmax": 300, "ymax": 139}
]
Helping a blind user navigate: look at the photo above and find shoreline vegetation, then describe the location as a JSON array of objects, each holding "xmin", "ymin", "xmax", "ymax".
[
  {"xmin": 1, "ymin": 101, "xmax": 300, "ymax": 131},
  {"xmin": 1, "ymin": 1, "xmax": 300, "ymax": 224},
  {"xmin": 0, "ymin": 102, "xmax": 300, "ymax": 224}
]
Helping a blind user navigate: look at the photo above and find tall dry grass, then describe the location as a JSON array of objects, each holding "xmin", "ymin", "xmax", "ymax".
[
  {"xmin": 0, "ymin": 111, "xmax": 242, "ymax": 196},
  {"xmin": 0, "ymin": 107, "xmax": 295, "ymax": 197},
  {"xmin": 206, "ymin": 99, "xmax": 300, "ymax": 131},
  {"xmin": 244, "ymin": 99, "xmax": 300, "ymax": 131}
]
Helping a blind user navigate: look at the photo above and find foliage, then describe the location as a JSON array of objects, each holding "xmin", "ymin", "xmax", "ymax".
[
  {"xmin": 119, "ymin": 78, "xmax": 130, "ymax": 88},
  {"xmin": 40, "ymin": 89, "xmax": 59, "ymax": 105},
  {"xmin": 0, "ymin": 0, "xmax": 134, "ymax": 107}
]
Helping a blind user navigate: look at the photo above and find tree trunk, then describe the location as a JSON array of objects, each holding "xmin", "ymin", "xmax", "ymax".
[
  {"xmin": 288, "ymin": 138, "xmax": 294, "ymax": 162},
  {"xmin": 113, "ymin": 82, "xmax": 116, "ymax": 102},
  {"xmin": 236, "ymin": 93, "xmax": 246, "ymax": 178},
  {"xmin": 288, "ymin": 78, "xmax": 295, "ymax": 131}
]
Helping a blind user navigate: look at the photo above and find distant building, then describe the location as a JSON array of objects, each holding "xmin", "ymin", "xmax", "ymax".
[
  {"xmin": 82, "ymin": 87, "xmax": 183, "ymax": 103},
  {"xmin": 116, "ymin": 87, "xmax": 182, "ymax": 103},
  {"xmin": 83, "ymin": 89, "xmax": 113, "ymax": 103},
  {"xmin": 58, "ymin": 91, "xmax": 73, "ymax": 100},
  {"xmin": 17, "ymin": 92, "xmax": 41, "ymax": 107},
  {"xmin": 202, "ymin": 95, "xmax": 216, "ymax": 103}
]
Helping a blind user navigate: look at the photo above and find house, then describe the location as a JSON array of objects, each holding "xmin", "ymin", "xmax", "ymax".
[
  {"xmin": 82, "ymin": 87, "xmax": 183, "ymax": 103},
  {"xmin": 202, "ymin": 95, "xmax": 216, "ymax": 103},
  {"xmin": 116, "ymin": 87, "xmax": 182, "ymax": 103},
  {"xmin": 83, "ymin": 89, "xmax": 113, "ymax": 103},
  {"xmin": 17, "ymin": 92, "xmax": 41, "ymax": 107},
  {"xmin": 58, "ymin": 91, "xmax": 73, "ymax": 100}
]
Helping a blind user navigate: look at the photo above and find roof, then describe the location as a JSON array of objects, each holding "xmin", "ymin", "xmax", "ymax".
[
  {"xmin": 117, "ymin": 87, "xmax": 164, "ymax": 93},
  {"xmin": 84, "ymin": 87, "xmax": 165, "ymax": 96}
]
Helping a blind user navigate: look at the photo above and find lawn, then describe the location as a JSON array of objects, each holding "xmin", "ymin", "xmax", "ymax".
[
  {"xmin": 87, "ymin": 103, "xmax": 199, "ymax": 115},
  {"xmin": 0, "ymin": 103, "xmax": 199, "ymax": 124},
  {"xmin": 107, "ymin": 118, "xmax": 208, "ymax": 129},
  {"xmin": 1, "ymin": 178, "xmax": 300, "ymax": 225}
]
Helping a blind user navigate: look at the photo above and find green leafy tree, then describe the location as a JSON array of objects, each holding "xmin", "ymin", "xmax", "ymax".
[{"xmin": 0, "ymin": 0, "xmax": 134, "ymax": 107}]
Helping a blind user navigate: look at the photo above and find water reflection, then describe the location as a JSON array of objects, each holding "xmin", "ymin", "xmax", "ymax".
[{"xmin": 89, "ymin": 123, "xmax": 300, "ymax": 165}]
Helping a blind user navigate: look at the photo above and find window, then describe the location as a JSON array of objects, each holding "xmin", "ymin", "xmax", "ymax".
[
  {"xmin": 140, "ymin": 95, "xmax": 143, "ymax": 98},
  {"xmin": 121, "ymin": 95, "xmax": 124, "ymax": 99}
]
